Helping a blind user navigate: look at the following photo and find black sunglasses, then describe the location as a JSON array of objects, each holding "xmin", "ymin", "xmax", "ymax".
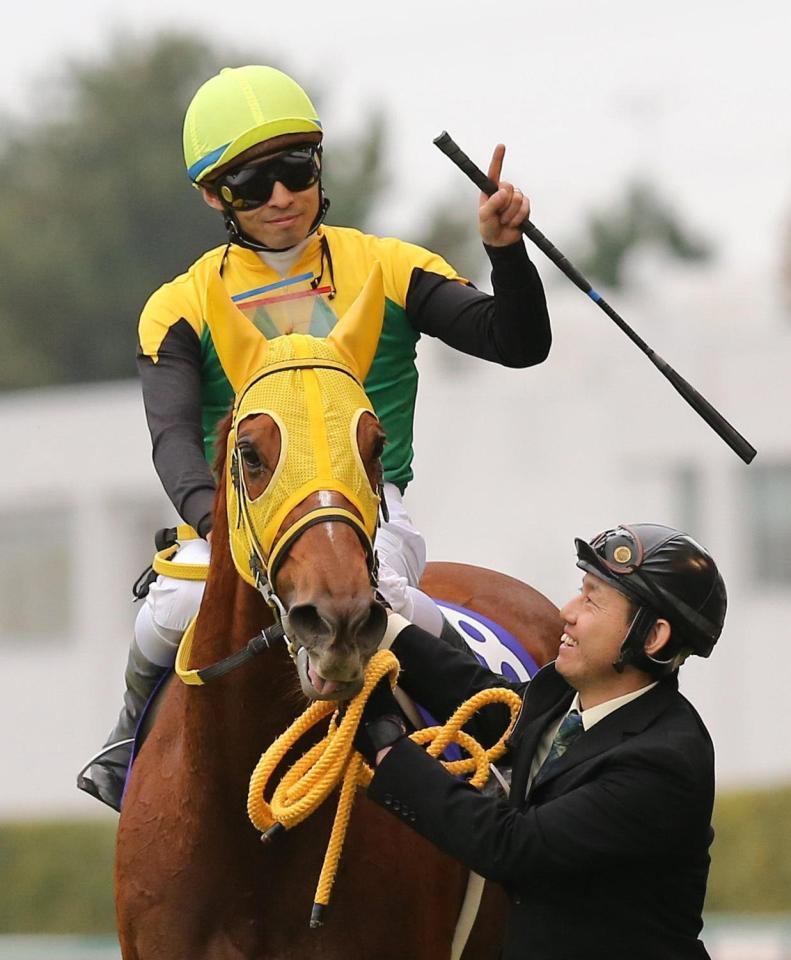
[{"xmin": 215, "ymin": 147, "xmax": 321, "ymax": 211}]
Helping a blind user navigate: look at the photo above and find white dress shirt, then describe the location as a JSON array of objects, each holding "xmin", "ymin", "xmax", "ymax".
[{"xmin": 526, "ymin": 682, "xmax": 658, "ymax": 793}]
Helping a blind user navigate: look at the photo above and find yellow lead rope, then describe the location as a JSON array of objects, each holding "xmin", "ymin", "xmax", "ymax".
[{"xmin": 247, "ymin": 648, "xmax": 522, "ymax": 927}]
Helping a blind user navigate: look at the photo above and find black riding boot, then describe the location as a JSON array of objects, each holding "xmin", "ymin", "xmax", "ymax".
[{"xmin": 77, "ymin": 639, "xmax": 169, "ymax": 812}]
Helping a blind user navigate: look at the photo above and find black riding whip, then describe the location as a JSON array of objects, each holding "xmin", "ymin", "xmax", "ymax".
[{"xmin": 434, "ymin": 131, "xmax": 757, "ymax": 464}]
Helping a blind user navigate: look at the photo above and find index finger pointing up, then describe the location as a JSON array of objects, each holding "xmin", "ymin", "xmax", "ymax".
[{"xmin": 486, "ymin": 144, "xmax": 506, "ymax": 189}]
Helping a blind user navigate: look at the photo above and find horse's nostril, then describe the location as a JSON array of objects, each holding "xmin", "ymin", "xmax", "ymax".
[
  {"xmin": 354, "ymin": 600, "xmax": 388, "ymax": 650},
  {"xmin": 288, "ymin": 604, "xmax": 332, "ymax": 645},
  {"xmin": 290, "ymin": 598, "xmax": 387, "ymax": 652}
]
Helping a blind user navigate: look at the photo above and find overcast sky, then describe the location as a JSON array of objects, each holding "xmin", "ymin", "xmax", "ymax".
[{"xmin": 3, "ymin": 0, "xmax": 789, "ymax": 276}]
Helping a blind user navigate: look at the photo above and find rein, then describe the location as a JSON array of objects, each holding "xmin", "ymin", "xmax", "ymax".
[
  {"xmin": 166, "ymin": 507, "xmax": 379, "ymax": 688},
  {"xmin": 176, "ymin": 618, "xmax": 288, "ymax": 686},
  {"xmin": 145, "ymin": 527, "xmax": 290, "ymax": 686}
]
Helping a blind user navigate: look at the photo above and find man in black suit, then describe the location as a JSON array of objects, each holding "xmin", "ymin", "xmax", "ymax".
[{"xmin": 357, "ymin": 523, "xmax": 727, "ymax": 960}]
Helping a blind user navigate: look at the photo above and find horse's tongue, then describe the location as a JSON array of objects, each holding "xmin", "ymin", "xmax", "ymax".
[{"xmin": 308, "ymin": 665, "xmax": 341, "ymax": 697}]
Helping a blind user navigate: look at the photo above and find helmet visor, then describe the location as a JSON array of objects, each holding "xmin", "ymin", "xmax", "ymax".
[{"xmin": 215, "ymin": 147, "xmax": 320, "ymax": 211}]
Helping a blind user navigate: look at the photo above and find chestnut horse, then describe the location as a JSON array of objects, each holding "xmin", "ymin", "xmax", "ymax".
[{"xmin": 115, "ymin": 266, "xmax": 561, "ymax": 959}]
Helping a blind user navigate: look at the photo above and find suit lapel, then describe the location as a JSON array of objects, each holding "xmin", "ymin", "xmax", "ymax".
[
  {"xmin": 527, "ymin": 678, "xmax": 679, "ymax": 795},
  {"xmin": 509, "ymin": 664, "xmax": 573, "ymax": 804}
]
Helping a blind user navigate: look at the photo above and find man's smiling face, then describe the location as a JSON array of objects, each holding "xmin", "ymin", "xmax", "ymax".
[{"xmin": 556, "ymin": 574, "xmax": 637, "ymax": 706}]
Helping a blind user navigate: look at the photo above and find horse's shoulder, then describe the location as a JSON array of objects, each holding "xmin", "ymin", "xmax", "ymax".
[{"xmin": 421, "ymin": 561, "xmax": 562, "ymax": 668}]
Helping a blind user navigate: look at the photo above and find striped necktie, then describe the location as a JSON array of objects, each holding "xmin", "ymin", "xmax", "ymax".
[{"xmin": 533, "ymin": 709, "xmax": 584, "ymax": 786}]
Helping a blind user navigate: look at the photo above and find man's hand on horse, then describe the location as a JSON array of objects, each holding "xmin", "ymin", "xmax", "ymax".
[
  {"xmin": 478, "ymin": 143, "xmax": 531, "ymax": 247},
  {"xmin": 354, "ymin": 678, "xmax": 407, "ymax": 766}
]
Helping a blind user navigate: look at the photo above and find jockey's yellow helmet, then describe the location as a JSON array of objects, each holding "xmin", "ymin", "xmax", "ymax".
[{"xmin": 183, "ymin": 65, "xmax": 322, "ymax": 184}]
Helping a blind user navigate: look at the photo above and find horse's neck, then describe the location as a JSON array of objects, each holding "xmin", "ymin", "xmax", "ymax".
[
  {"xmin": 166, "ymin": 475, "xmax": 307, "ymax": 792},
  {"xmin": 198, "ymin": 561, "xmax": 273, "ymax": 660},
  {"xmin": 178, "ymin": 542, "xmax": 302, "ymax": 764}
]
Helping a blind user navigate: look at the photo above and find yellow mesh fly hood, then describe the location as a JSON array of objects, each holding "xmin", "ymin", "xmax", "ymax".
[{"xmin": 203, "ymin": 263, "xmax": 385, "ymax": 589}]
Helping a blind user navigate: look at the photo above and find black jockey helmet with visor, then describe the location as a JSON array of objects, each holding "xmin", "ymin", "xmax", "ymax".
[
  {"xmin": 214, "ymin": 145, "xmax": 321, "ymax": 211},
  {"xmin": 575, "ymin": 523, "xmax": 727, "ymax": 677}
]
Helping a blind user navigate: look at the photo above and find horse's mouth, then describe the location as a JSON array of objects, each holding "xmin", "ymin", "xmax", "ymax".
[{"xmin": 295, "ymin": 647, "xmax": 364, "ymax": 702}]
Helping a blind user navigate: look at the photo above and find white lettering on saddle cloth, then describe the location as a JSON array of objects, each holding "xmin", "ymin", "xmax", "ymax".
[{"xmin": 436, "ymin": 602, "xmax": 536, "ymax": 682}]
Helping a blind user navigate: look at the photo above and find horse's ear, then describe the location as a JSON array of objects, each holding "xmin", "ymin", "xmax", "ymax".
[
  {"xmin": 203, "ymin": 268, "xmax": 269, "ymax": 392},
  {"xmin": 328, "ymin": 261, "xmax": 384, "ymax": 381}
]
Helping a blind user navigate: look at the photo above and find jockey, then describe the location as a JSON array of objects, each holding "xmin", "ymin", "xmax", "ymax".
[{"xmin": 77, "ymin": 65, "xmax": 552, "ymax": 810}]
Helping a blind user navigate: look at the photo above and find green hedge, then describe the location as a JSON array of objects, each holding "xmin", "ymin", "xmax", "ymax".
[
  {"xmin": 2, "ymin": 785, "xmax": 790, "ymax": 932},
  {"xmin": 707, "ymin": 784, "xmax": 791, "ymax": 913},
  {"xmin": 0, "ymin": 820, "xmax": 117, "ymax": 934}
]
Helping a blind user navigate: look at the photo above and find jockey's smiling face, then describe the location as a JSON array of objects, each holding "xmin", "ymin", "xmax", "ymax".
[{"xmin": 201, "ymin": 133, "xmax": 322, "ymax": 251}]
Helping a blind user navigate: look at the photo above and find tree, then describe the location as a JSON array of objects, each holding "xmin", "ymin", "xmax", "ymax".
[
  {"xmin": 0, "ymin": 34, "xmax": 393, "ymax": 390},
  {"xmin": 572, "ymin": 181, "xmax": 713, "ymax": 290},
  {"xmin": 407, "ymin": 200, "xmax": 489, "ymax": 288},
  {"xmin": 321, "ymin": 111, "xmax": 389, "ymax": 236}
]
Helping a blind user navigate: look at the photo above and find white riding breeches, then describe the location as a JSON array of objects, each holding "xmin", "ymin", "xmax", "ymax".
[
  {"xmin": 134, "ymin": 537, "xmax": 210, "ymax": 668},
  {"xmin": 134, "ymin": 482, "xmax": 441, "ymax": 667},
  {"xmin": 374, "ymin": 483, "xmax": 443, "ymax": 634}
]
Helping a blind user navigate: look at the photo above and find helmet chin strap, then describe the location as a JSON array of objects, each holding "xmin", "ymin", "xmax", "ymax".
[
  {"xmin": 222, "ymin": 192, "xmax": 330, "ymax": 254},
  {"xmin": 613, "ymin": 606, "xmax": 687, "ymax": 678}
]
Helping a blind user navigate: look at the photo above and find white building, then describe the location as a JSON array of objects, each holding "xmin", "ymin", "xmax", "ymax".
[
  {"xmin": 0, "ymin": 255, "xmax": 788, "ymax": 818},
  {"xmin": 411, "ymin": 257, "xmax": 791, "ymax": 790},
  {"xmin": 0, "ymin": 383, "xmax": 173, "ymax": 819}
]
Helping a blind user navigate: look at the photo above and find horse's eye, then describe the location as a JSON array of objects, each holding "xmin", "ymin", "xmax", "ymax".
[
  {"xmin": 371, "ymin": 436, "xmax": 386, "ymax": 461},
  {"xmin": 238, "ymin": 443, "xmax": 264, "ymax": 471}
]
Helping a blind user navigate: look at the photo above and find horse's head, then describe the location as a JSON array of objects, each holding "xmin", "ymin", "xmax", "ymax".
[{"xmin": 205, "ymin": 264, "xmax": 389, "ymax": 701}]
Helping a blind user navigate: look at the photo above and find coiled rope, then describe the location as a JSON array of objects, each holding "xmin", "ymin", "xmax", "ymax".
[{"xmin": 247, "ymin": 648, "xmax": 522, "ymax": 927}]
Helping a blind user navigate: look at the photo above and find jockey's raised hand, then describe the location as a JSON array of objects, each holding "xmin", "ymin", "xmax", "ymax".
[{"xmin": 478, "ymin": 144, "xmax": 531, "ymax": 247}]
